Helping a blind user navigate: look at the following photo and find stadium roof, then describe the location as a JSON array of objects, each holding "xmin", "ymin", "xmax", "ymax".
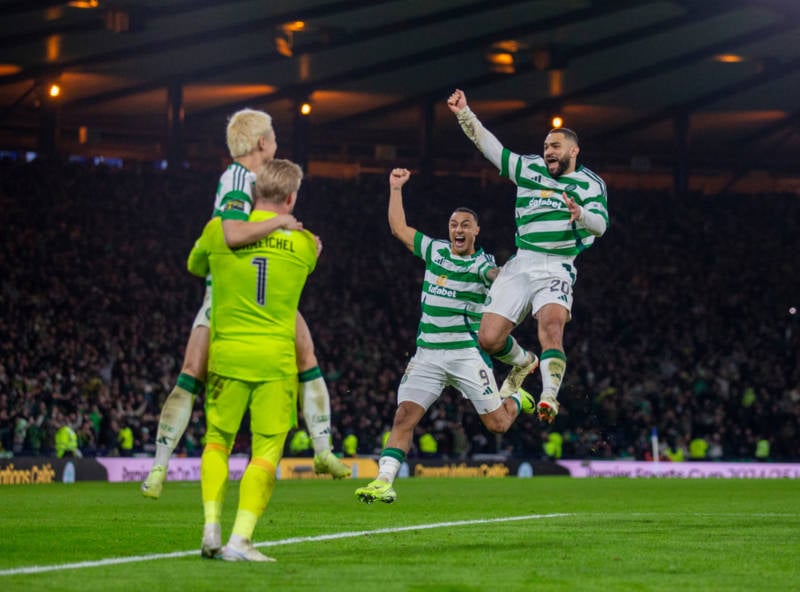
[{"xmin": 1, "ymin": 0, "xmax": 799, "ymax": 179}]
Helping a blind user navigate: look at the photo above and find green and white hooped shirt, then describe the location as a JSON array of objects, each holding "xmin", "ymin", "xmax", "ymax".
[{"xmin": 413, "ymin": 231, "xmax": 495, "ymax": 350}]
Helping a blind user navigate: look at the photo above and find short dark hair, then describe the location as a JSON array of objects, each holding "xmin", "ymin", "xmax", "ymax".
[
  {"xmin": 452, "ymin": 206, "xmax": 479, "ymax": 225},
  {"xmin": 548, "ymin": 127, "xmax": 579, "ymax": 146}
]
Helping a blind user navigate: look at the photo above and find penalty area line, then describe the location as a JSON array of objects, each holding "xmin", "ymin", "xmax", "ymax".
[{"xmin": 0, "ymin": 512, "xmax": 571, "ymax": 577}]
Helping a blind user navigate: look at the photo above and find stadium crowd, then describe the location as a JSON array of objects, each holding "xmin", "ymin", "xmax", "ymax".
[{"xmin": 1, "ymin": 159, "xmax": 798, "ymax": 461}]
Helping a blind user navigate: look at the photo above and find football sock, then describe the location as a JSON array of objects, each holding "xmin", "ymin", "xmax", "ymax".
[
  {"xmin": 298, "ymin": 367, "xmax": 333, "ymax": 455},
  {"xmin": 494, "ymin": 336, "xmax": 530, "ymax": 367},
  {"xmin": 228, "ymin": 534, "xmax": 248, "ymax": 547},
  {"xmin": 377, "ymin": 448, "xmax": 406, "ymax": 484},
  {"xmin": 154, "ymin": 373, "xmax": 204, "ymax": 467},
  {"xmin": 232, "ymin": 458, "xmax": 276, "ymax": 540},
  {"xmin": 540, "ymin": 349, "xmax": 567, "ymax": 397},
  {"xmin": 201, "ymin": 442, "xmax": 230, "ymax": 525}
]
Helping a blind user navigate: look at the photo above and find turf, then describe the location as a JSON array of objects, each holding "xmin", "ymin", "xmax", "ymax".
[{"xmin": 1, "ymin": 477, "xmax": 797, "ymax": 591}]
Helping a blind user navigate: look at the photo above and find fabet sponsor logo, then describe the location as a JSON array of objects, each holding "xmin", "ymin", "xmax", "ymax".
[
  {"xmin": 530, "ymin": 196, "xmax": 564, "ymax": 209},
  {"xmin": 428, "ymin": 284, "xmax": 457, "ymax": 298}
]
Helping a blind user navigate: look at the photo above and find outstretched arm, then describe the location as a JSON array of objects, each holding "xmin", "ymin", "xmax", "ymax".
[
  {"xmin": 221, "ymin": 215, "xmax": 303, "ymax": 248},
  {"xmin": 447, "ymin": 88, "xmax": 504, "ymax": 169},
  {"xmin": 387, "ymin": 168, "xmax": 416, "ymax": 252}
]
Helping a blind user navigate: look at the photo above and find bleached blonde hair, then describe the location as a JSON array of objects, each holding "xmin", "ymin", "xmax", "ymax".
[
  {"xmin": 255, "ymin": 159, "xmax": 303, "ymax": 203},
  {"xmin": 226, "ymin": 109, "xmax": 274, "ymax": 158}
]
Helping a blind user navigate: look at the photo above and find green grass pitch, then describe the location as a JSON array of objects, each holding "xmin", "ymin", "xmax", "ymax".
[{"xmin": 1, "ymin": 477, "xmax": 798, "ymax": 591}]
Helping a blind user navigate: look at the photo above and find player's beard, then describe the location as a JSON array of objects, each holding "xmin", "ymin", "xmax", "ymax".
[{"xmin": 547, "ymin": 155, "xmax": 570, "ymax": 178}]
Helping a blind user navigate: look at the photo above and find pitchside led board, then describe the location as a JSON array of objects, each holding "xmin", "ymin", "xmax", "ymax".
[
  {"xmin": 0, "ymin": 457, "xmax": 108, "ymax": 485},
  {"xmin": 0, "ymin": 456, "xmax": 567, "ymax": 485},
  {"xmin": 2, "ymin": 457, "xmax": 797, "ymax": 486}
]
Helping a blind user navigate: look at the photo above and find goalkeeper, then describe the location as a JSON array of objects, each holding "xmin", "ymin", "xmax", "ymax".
[
  {"xmin": 192, "ymin": 159, "xmax": 317, "ymax": 562},
  {"xmin": 142, "ymin": 109, "xmax": 349, "ymax": 500}
]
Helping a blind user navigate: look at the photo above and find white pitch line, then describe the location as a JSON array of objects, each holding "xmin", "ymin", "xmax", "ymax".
[{"xmin": 0, "ymin": 513, "xmax": 570, "ymax": 577}]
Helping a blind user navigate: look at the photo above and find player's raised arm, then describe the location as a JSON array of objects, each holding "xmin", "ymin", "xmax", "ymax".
[
  {"xmin": 387, "ymin": 168, "xmax": 416, "ymax": 252},
  {"xmin": 446, "ymin": 88, "xmax": 468, "ymax": 113},
  {"xmin": 447, "ymin": 88, "xmax": 505, "ymax": 169}
]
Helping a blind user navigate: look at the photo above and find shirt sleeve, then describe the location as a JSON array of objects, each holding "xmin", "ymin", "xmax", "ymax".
[
  {"xmin": 456, "ymin": 106, "xmax": 505, "ymax": 170},
  {"xmin": 187, "ymin": 222, "xmax": 212, "ymax": 277},
  {"xmin": 577, "ymin": 207, "xmax": 608, "ymax": 236},
  {"xmin": 218, "ymin": 191, "xmax": 252, "ymax": 221},
  {"xmin": 299, "ymin": 229, "xmax": 319, "ymax": 274},
  {"xmin": 477, "ymin": 253, "xmax": 497, "ymax": 286},
  {"xmin": 577, "ymin": 176, "xmax": 609, "ymax": 236},
  {"xmin": 412, "ymin": 231, "xmax": 432, "ymax": 261}
]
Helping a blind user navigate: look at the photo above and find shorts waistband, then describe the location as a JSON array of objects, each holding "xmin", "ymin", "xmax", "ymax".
[{"xmin": 515, "ymin": 249, "xmax": 575, "ymax": 264}]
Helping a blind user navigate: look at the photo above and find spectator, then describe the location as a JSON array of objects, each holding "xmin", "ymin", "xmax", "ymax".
[
  {"xmin": 54, "ymin": 425, "xmax": 82, "ymax": 458},
  {"xmin": 688, "ymin": 436, "xmax": 709, "ymax": 461},
  {"xmin": 0, "ymin": 160, "xmax": 798, "ymax": 462},
  {"xmin": 755, "ymin": 437, "xmax": 770, "ymax": 462},
  {"xmin": 544, "ymin": 432, "xmax": 563, "ymax": 460},
  {"xmin": 288, "ymin": 429, "xmax": 312, "ymax": 457},
  {"xmin": 664, "ymin": 437, "xmax": 688, "ymax": 462},
  {"xmin": 116, "ymin": 420, "xmax": 134, "ymax": 457},
  {"xmin": 343, "ymin": 433, "xmax": 358, "ymax": 457},
  {"xmin": 418, "ymin": 431, "xmax": 438, "ymax": 458}
]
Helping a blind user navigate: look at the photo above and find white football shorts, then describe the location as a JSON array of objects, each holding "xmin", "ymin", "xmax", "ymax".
[
  {"xmin": 191, "ymin": 285, "xmax": 211, "ymax": 329},
  {"xmin": 398, "ymin": 347, "xmax": 503, "ymax": 415},
  {"xmin": 482, "ymin": 250, "xmax": 576, "ymax": 324}
]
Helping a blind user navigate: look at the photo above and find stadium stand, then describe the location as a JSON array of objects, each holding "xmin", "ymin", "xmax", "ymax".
[{"xmin": 1, "ymin": 159, "xmax": 798, "ymax": 461}]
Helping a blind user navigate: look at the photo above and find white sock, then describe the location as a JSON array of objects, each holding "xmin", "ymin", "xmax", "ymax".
[
  {"xmin": 540, "ymin": 352, "xmax": 567, "ymax": 398},
  {"xmin": 494, "ymin": 336, "xmax": 530, "ymax": 367},
  {"xmin": 299, "ymin": 375, "xmax": 332, "ymax": 455},
  {"xmin": 154, "ymin": 387, "xmax": 195, "ymax": 467},
  {"xmin": 377, "ymin": 456, "xmax": 401, "ymax": 484}
]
